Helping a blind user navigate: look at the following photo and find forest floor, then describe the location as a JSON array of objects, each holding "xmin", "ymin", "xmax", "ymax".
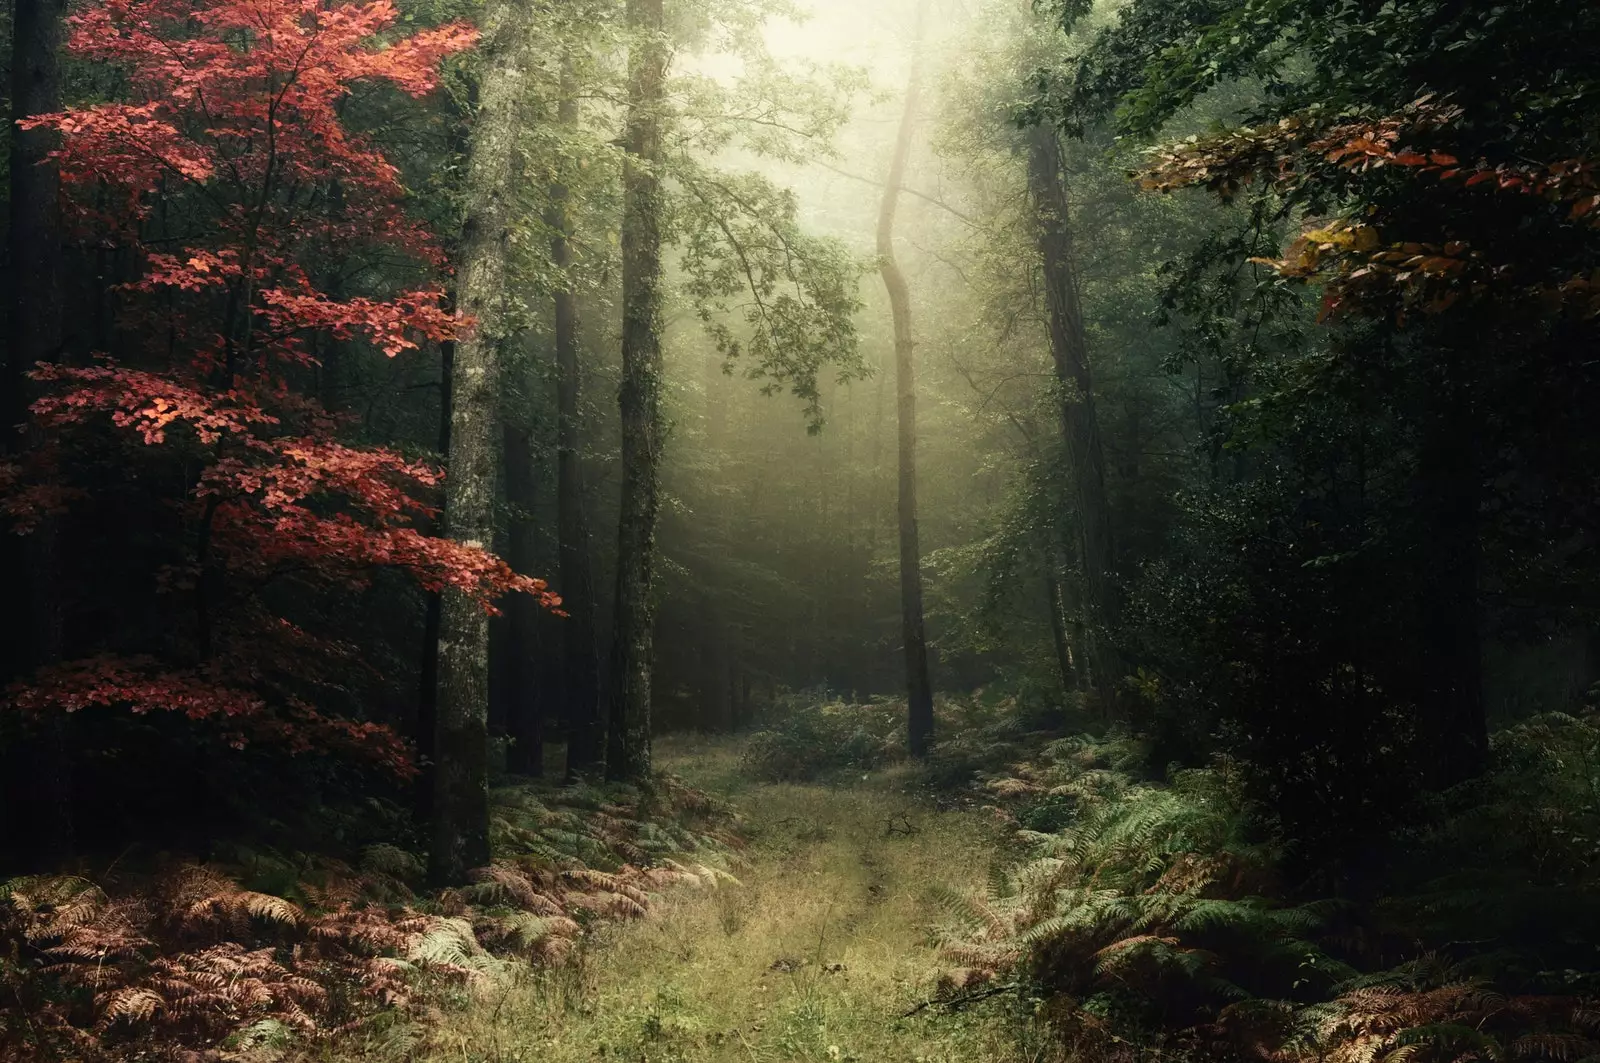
[{"xmin": 409, "ymin": 736, "xmax": 1042, "ymax": 1063}]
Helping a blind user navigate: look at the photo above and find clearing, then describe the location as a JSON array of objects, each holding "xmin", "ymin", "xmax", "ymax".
[{"xmin": 411, "ymin": 737, "xmax": 1044, "ymax": 1063}]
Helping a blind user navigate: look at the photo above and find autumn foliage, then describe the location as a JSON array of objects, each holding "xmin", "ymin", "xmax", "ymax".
[
  {"xmin": 1, "ymin": 0, "xmax": 557, "ymax": 775},
  {"xmin": 1141, "ymin": 96, "xmax": 1600, "ymax": 326}
]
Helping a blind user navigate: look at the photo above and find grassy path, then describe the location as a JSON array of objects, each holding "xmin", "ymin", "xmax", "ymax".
[{"xmin": 417, "ymin": 738, "xmax": 1041, "ymax": 1063}]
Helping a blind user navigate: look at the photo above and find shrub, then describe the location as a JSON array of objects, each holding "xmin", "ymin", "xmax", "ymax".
[{"xmin": 741, "ymin": 689, "xmax": 904, "ymax": 781}]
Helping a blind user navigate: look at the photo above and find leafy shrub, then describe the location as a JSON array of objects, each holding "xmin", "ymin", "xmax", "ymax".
[
  {"xmin": 942, "ymin": 738, "xmax": 1347, "ymax": 1045},
  {"xmin": 939, "ymin": 723, "xmax": 1600, "ymax": 1063},
  {"xmin": 741, "ymin": 689, "xmax": 904, "ymax": 781}
]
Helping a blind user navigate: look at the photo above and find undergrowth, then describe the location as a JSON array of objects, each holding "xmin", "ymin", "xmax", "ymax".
[
  {"xmin": 741, "ymin": 685, "xmax": 1062, "ymax": 785},
  {"xmin": 0, "ymin": 772, "xmax": 740, "ymax": 1061},
  {"xmin": 934, "ymin": 712, "xmax": 1600, "ymax": 1063}
]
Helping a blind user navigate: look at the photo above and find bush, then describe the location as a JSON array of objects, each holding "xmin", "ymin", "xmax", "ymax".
[
  {"xmin": 741, "ymin": 689, "xmax": 904, "ymax": 781},
  {"xmin": 937, "ymin": 720, "xmax": 1600, "ymax": 1063}
]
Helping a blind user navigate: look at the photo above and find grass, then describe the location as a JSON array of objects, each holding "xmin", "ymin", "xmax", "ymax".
[{"xmin": 386, "ymin": 735, "xmax": 1057, "ymax": 1063}]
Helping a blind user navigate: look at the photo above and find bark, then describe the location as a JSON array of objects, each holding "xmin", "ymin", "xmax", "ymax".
[
  {"xmin": 3, "ymin": 0, "xmax": 70, "ymax": 866},
  {"xmin": 431, "ymin": 0, "xmax": 531, "ymax": 885},
  {"xmin": 503, "ymin": 422, "xmax": 543, "ymax": 776},
  {"xmin": 605, "ymin": 0, "xmax": 668, "ymax": 782},
  {"xmin": 414, "ymin": 338, "xmax": 452, "ymax": 827},
  {"xmin": 1027, "ymin": 125, "xmax": 1122, "ymax": 715},
  {"xmin": 550, "ymin": 62, "xmax": 604, "ymax": 781},
  {"xmin": 877, "ymin": 3, "xmax": 935, "ymax": 759}
]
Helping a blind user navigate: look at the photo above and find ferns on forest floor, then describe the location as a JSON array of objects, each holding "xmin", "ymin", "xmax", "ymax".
[
  {"xmin": 935, "ymin": 719, "xmax": 1600, "ymax": 1063},
  {"xmin": 0, "ymin": 769, "xmax": 739, "ymax": 1062}
]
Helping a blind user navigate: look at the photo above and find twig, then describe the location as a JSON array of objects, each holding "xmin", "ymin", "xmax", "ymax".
[
  {"xmin": 885, "ymin": 814, "xmax": 919, "ymax": 836},
  {"xmin": 811, "ymin": 159, "xmax": 982, "ymax": 227},
  {"xmin": 900, "ymin": 981, "xmax": 1021, "ymax": 1017}
]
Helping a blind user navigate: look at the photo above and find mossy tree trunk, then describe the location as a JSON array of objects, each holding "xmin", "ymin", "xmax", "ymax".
[
  {"xmin": 606, "ymin": 0, "xmax": 669, "ymax": 782},
  {"xmin": 431, "ymin": 0, "xmax": 532, "ymax": 885}
]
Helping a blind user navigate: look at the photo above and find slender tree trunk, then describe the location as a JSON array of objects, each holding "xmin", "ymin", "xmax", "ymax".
[
  {"xmin": 1417, "ymin": 401, "xmax": 1487, "ymax": 786},
  {"xmin": 431, "ymin": 0, "xmax": 531, "ymax": 885},
  {"xmin": 503, "ymin": 422, "xmax": 543, "ymax": 776},
  {"xmin": 415, "ymin": 338, "xmax": 452, "ymax": 826},
  {"xmin": 551, "ymin": 63, "xmax": 604, "ymax": 781},
  {"xmin": 3, "ymin": 0, "xmax": 70, "ymax": 868},
  {"xmin": 1027, "ymin": 125, "xmax": 1122, "ymax": 714},
  {"xmin": 1047, "ymin": 570, "xmax": 1079, "ymax": 701},
  {"xmin": 877, "ymin": 3, "xmax": 935, "ymax": 759},
  {"xmin": 606, "ymin": 0, "xmax": 668, "ymax": 782}
]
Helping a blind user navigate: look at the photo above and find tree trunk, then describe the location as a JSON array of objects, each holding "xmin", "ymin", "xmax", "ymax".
[
  {"xmin": 3, "ymin": 0, "xmax": 70, "ymax": 868},
  {"xmin": 1027, "ymin": 125, "xmax": 1122, "ymax": 715},
  {"xmin": 877, "ymin": 2, "xmax": 935, "ymax": 759},
  {"xmin": 1047, "ymin": 570, "xmax": 1079, "ymax": 702},
  {"xmin": 431, "ymin": 0, "xmax": 531, "ymax": 885},
  {"xmin": 502, "ymin": 423, "xmax": 544, "ymax": 775},
  {"xmin": 551, "ymin": 62, "xmax": 604, "ymax": 781},
  {"xmin": 606, "ymin": 0, "xmax": 668, "ymax": 782},
  {"xmin": 415, "ymin": 338, "xmax": 452, "ymax": 826}
]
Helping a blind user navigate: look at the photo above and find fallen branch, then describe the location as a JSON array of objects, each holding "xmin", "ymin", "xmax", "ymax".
[
  {"xmin": 885, "ymin": 815, "xmax": 920, "ymax": 837},
  {"xmin": 900, "ymin": 981, "xmax": 1021, "ymax": 1017}
]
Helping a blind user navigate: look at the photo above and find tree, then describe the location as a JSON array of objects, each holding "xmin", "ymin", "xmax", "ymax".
[
  {"xmin": 607, "ymin": 0, "xmax": 669, "ymax": 783},
  {"xmin": 433, "ymin": 0, "xmax": 538, "ymax": 883},
  {"xmin": 1065, "ymin": 0, "xmax": 1600, "ymax": 814},
  {"xmin": 501, "ymin": 421, "xmax": 543, "ymax": 776},
  {"xmin": 1027, "ymin": 125, "xmax": 1120, "ymax": 714},
  {"xmin": 3, "ymin": 0, "xmax": 68, "ymax": 866},
  {"xmin": 877, "ymin": 0, "xmax": 935, "ymax": 757},
  {"xmin": 550, "ymin": 55, "xmax": 604, "ymax": 781},
  {"xmin": 2, "ymin": 0, "xmax": 556, "ymax": 853}
]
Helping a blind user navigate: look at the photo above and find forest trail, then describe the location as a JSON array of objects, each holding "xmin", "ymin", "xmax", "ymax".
[{"xmin": 416, "ymin": 738, "xmax": 1032, "ymax": 1063}]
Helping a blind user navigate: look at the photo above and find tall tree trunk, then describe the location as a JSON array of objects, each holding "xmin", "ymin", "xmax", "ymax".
[
  {"xmin": 3, "ymin": 0, "xmax": 70, "ymax": 868},
  {"xmin": 551, "ymin": 62, "xmax": 604, "ymax": 781},
  {"xmin": 415, "ymin": 337, "xmax": 452, "ymax": 826},
  {"xmin": 606, "ymin": 0, "xmax": 668, "ymax": 782},
  {"xmin": 431, "ymin": 0, "xmax": 531, "ymax": 885},
  {"xmin": 1027, "ymin": 125, "xmax": 1122, "ymax": 714},
  {"xmin": 877, "ymin": 2, "xmax": 935, "ymax": 759},
  {"xmin": 503, "ymin": 422, "xmax": 543, "ymax": 776}
]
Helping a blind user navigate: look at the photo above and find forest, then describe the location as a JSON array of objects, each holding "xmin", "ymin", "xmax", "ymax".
[{"xmin": 2, "ymin": 0, "xmax": 1599, "ymax": 1059}]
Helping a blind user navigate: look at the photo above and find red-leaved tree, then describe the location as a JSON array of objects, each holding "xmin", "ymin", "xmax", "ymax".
[{"xmin": 1, "ymin": 0, "xmax": 555, "ymax": 782}]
